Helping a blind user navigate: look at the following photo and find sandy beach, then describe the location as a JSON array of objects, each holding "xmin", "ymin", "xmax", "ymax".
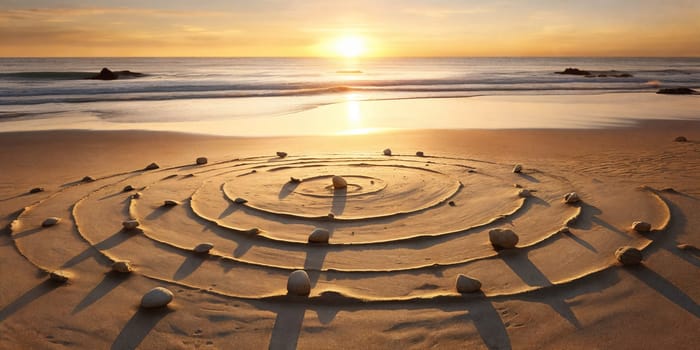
[{"xmin": 1, "ymin": 120, "xmax": 698, "ymax": 349}]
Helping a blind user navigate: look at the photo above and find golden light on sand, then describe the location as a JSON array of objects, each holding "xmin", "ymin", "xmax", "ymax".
[{"xmin": 333, "ymin": 35, "xmax": 366, "ymax": 58}]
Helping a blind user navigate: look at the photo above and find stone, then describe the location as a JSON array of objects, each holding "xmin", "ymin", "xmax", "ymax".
[
  {"xmin": 518, "ymin": 189, "xmax": 532, "ymax": 198},
  {"xmin": 615, "ymin": 246, "xmax": 643, "ymax": 265},
  {"xmin": 632, "ymin": 221, "xmax": 652, "ymax": 232},
  {"xmin": 657, "ymin": 87, "xmax": 698, "ymax": 95},
  {"xmin": 488, "ymin": 228, "xmax": 519, "ymax": 249},
  {"xmin": 49, "ymin": 270, "xmax": 71, "ymax": 283},
  {"xmin": 448, "ymin": 201, "xmax": 456, "ymax": 207},
  {"xmin": 82, "ymin": 176, "xmax": 95, "ymax": 182},
  {"xmin": 89, "ymin": 67, "xmax": 146, "ymax": 80},
  {"xmin": 416, "ymin": 151, "xmax": 425, "ymax": 157},
  {"xmin": 558, "ymin": 227, "xmax": 571, "ymax": 234},
  {"xmin": 674, "ymin": 136, "xmax": 688, "ymax": 142},
  {"xmin": 29, "ymin": 187, "xmax": 44, "ymax": 194},
  {"xmin": 132, "ymin": 192, "xmax": 142, "ymax": 199},
  {"xmin": 163, "ymin": 200, "xmax": 180, "ymax": 207},
  {"xmin": 327, "ymin": 213, "xmax": 335, "ymax": 219},
  {"xmin": 290, "ymin": 177, "xmax": 302, "ymax": 183},
  {"xmin": 112, "ymin": 261, "xmax": 133, "ymax": 273},
  {"xmin": 556, "ymin": 68, "xmax": 592, "ymax": 76},
  {"xmin": 287, "ymin": 270, "xmax": 311, "ymax": 296},
  {"xmin": 383, "ymin": 148, "xmax": 392, "ymax": 156},
  {"xmin": 564, "ymin": 192, "xmax": 581, "ymax": 204},
  {"xmin": 194, "ymin": 242, "xmax": 214, "ymax": 254},
  {"xmin": 140, "ymin": 287, "xmax": 174, "ymax": 308},
  {"xmin": 122, "ymin": 219, "xmax": 140, "ymax": 230},
  {"xmin": 276, "ymin": 151, "xmax": 288, "ymax": 158},
  {"xmin": 196, "ymin": 157, "xmax": 208, "ymax": 165},
  {"xmin": 332, "ymin": 175, "xmax": 347, "ymax": 189},
  {"xmin": 234, "ymin": 197, "xmax": 248, "ymax": 204},
  {"xmin": 144, "ymin": 162, "xmax": 160, "ymax": 170},
  {"xmin": 512, "ymin": 164, "xmax": 522, "ymax": 173},
  {"xmin": 245, "ymin": 228, "xmax": 261, "ymax": 234},
  {"xmin": 455, "ymin": 274, "xmax": 482, "ymax": 293},
  {"xmin": 308, "ymin": 228, "xmax": 330, "ymax": 243},
  {"xmin": 42, "ymin": 217, "xmax": 60, "ymax": 227},
  {"xmin": 123, "ymin": 185, "xmax": 135, "ymax": 192}
]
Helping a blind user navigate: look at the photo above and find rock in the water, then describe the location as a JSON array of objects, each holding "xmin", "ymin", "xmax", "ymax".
[
  {"xmin": 89, "ymin": 67, "xmax": 146, "ymax": 80},
  {"xmin": 332, "ymin": 175, "xmax": 347, "ymax": 189},
  {"xmin": 615, "ymin": 246, "xmax": 643, "ymax": 265},
  {"xmin": 489, "ymin": 228, "xmax": 519, "ymax": 249},
  {"xmin": 140, "ymin": 287, "xmax": 174, "ymax": 308},
  {"xmin": 234, "ymin": 197, "xmax": 247, "ymax": 204},
  {"xmin": 42, "ymin": 217, "xmax": 60, "ymax": 227},
  {"xmin": 82, "ymin": 176, "xmax": 95, "ymax": 182},
  {"xmin": 416, "ymin": 151, "xmax": 425, "ymax": 157},
  {"xmin": 657, "ymin": 87, "xmax": 698, "ymax": 95},
  {"xmin": 564, "ymin": 192, "xmax": 581, "ymax": 204},
  {"xmin": 49, "ymin": 270, "xmax": 71, "ymax": 283},
  {"xmin": 112, "ymin": 261, "xmax": 133, "ymax": 273},
  {"xmin": 632, "ymin": 221, "xmax": 652, "ymax": 232},
  {"xmin": 123, "ymin": 185, "xmax": 135, "ymax": 192},
  {"xmin": 163, "ymin": 200, "xmax": 180, "ymax": 207},
  {"xmin": 518, "ymin": 189, "xmax": 532, "ymax": 198},
  {"xmin": 196, "ymin": 157, "xmax": 208, "ymax": 165},
  {"xmin": 144, "ymin": 162, "xmax": 159, "ymax": 170},
  {"xmin": 674, "ymin": 136, "xmax": 688, "ymax": 142},
  {"xmin": 556, "ymin": 68, "xmax": 592, "ymax": 76},
  {"xmin": 383, "ymin": 148, "xmax": 392, "ymax": 156},
  {"xmin": 287, "ymin": 270, "xmax": 311, "ymax": 296},
  {"xmin": 512, "ymin": 164, "xmax": 523, "ymax": 173},
  {"xmin": 29, "ymin": 187, "xmax": 44, "ymax": 194},
  {"xmin": 308, "ymin": 228, "xmax": 330, "ymax": 243},
  {"xmin": 194, "ymin": 242, "xmax": 214, "ymax": 254},
  {"xmin": 122, "ymin": 219, "xmax": 140, "ymax": 230},
  {"xmin": 276, "ymin": 151, "xmax": 288, "ymax": 158},
  {"xmin": 455, "ymin": 274, "xmax": 482, "ymax": 293}
]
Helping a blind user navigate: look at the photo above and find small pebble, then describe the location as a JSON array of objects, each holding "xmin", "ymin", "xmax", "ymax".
[
  {"xmin": 615, "ymin": 246, "xmax": 643, "ymax": 265},
  {"xmin": 29, "ymin": 187, "xmax": 44, "ymax": 194},
  {"xmin": 290, "ymin": 177, "xmax": 302, "ymax": 183},
  {"xmin": 49, "ymin": 270, "xmax": 71, "ymax": 283},
  {"xmin": 112, "ymin": 261, "xmax": 133, "ymax": 273},
  {"xmin": 123, "ymin": 185, "xmax": 135, "ymax": 192},
  {"xmin": 132, "ymin": 192, "xmax": 142, "ymax": 199},
  {"xmin": 518, "ymin": 189, "xmax": 532, "ymax": 198},
  {"xmin": 332, "ymin": 175, "xmax": 347, "ymax": 189},
  {"xmin": 632, "ymin": 221, "xmax": 652, "ymax": 233},
  {"xmin": 455, "ymin": 274, "xmax": 482, "ymax": 293},
  {"xmin": 141, "ymin": 287, "xmax": 174, "ymax": 308},
  {"xmin": 416, "ymin": 151, "xmax": 425, "ymax": 157},
  {"xmin": 196, "ymin": 157, "xmax": 208, "ymax": 165},
  {"xmin": 144, "ymin": 162, "xmax": 160, "ymax": 170},
  {"xmin": 122, "ymin": 220, "xmax": 140, "ymax": 230},
  {"xmin": 163, "ymin": 200, "xmax": 180, "ymax": 207},
  {"xmin": 489, "ymin": 228, "xmax": 519, "ymax": 249},
  {"xmin": 564, "ymin": 192, "xmax": 581, "ymax": 204},
  {"xmin": 276, "ymin": 151, "xmax": 288, "ymax": 158},
  {"xmin": 383, "ymin": 148, "xmax": 392, "ymax": 156},
  {"xmin": 42, "ymin": 217, "xmax": 60, "ymax": 227},
  {"xmin": 194, "ymin": 242, "xmax": 214, "ymax": 254},
  {"xmin": 448, "ymin": 201, "xmax": 456, "ymax": 207},
  {"xmin": 82, "ymin": 176, "xmax": 95, "ymax": 183},
  {"xmin": 287, "ymin": 270, "xmax": 311, "ymax": 296},
  {"xmin": 512, "ymin": 164, "xmax": 522, "ymax": 173},
  {"xmin": 674, "ymin": 136, "xmax": 688, "ymax": 142},
  {"xmin": 327, "ymin": 213, "xmax": 335, "ymax": 219},
  {"xmin": 234, "ymin": 197, "xmax": 247, "ymax": 204},
  {"xmin": 308, "ymin": 228, "xmax": 330, "ymax": 244}
]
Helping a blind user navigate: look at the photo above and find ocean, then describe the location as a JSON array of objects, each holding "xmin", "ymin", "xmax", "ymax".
[{"xmin": 1, "ymin": 57, "xmax": 699, "ymax": 135}]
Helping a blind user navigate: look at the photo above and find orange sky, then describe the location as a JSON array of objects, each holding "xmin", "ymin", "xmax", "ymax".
[{"xmin": 1, "ymin": 1, "xmax": 699, "ymax": 57}]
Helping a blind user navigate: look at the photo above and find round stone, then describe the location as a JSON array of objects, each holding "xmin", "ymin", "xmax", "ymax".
[
  {"xmin": 112, "ymin": 261, "xmax": 133, "ymax": 273},
  {"xmin": 489, "ymin": 228, "xmax": 519, "ymax": 249},
  {"xmin": 82, "ymin": 176, "xmax": 95, "ymax": 182},
  {"xmin": 287, "ymin": 270, "xmax": 311, "ymax": 296},
  {"xmin": 42, "ymin": 217, "xmax": 60, "ymax": 227},
  {"xmin": 308, "ymin": 228, "xmax": 330, "ymax": 244},
  {"xmin": 416, "ymin": 151, "xmax": 425, "ymax": 157},
  {"xmin": 194, "ymin": 242, "xmax": 214, "ymax": 254},
  {"xmin": 455, "ymin": 274, "xmax": 482, "ymax": 293},
  {"xmin": 518, "ymin": 189, "xmax": 532, "ymax": 198},
  {"xmin": 196, "ymin": 157, "xmax": 208, "ymax": 165},
  {"xmin": 29, "ymin": 187, "xmax": 44, "ymax": 194},
  {"xmin": 512, "ymin": 164, "xmax": 523, "ymax": 173},
  {"xmin": 332, "ymin": 175, "xmax": 347, "ymax": 189},
  {"xmin": 615, "ymin": 246, "xmax": 643, "ymax": 265},
  {"xmin": 122, "ymin": 220, "xmax": 140, "ymax": 230},
  {"xmin": 140, "ymin": 287, "xmax": 174, "ymax": 308},
  {"xmin": 632, "ymin": 221, "xmax": 652, "ymax": 232},
  {"xmin": 276, "ymin": 151, "xmax": 288, "ymax": 158},
  {"xmin": 383, "ymin": 148, "xmax": 392, "ymax": 156},
  {"xmin": 564, "ymin": 192, "xmax": 581, "ymax": 204},
  {"xmin": 674, "ymin": 136, "xmax": 688, "ymax": 142},
  {"xmin": 123, "ymin": 185, "xmax": 135, "ymax": 192}
]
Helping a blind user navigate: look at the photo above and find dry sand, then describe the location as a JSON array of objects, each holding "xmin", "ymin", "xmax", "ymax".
[{"xmin": 1, "ymin": 121, "xmax": 699, "ymax": 349}]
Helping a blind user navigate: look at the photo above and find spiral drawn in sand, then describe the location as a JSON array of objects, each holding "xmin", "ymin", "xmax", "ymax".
[{"xmin": 8, "ymin": 152, "xmax": 672, "ymax": 304}]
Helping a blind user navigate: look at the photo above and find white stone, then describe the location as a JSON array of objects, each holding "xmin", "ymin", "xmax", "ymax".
[
  {"xmin": 455, "ymin": 274, "xmax": 482, "ymax": 293},
  {"xmin": 383, "ymin": 148, "xmax": 392, "ymax": 156},
  {"xmin": 632, "ymin": 221, "xmax": 652, "ymax": 232},
  {"xmin": 488, "ymin": 228, "xmax": 519, "ymax": 249},
  {"xmin": 518, "ymin": 189, "xmax": 532, "ymax": 198},
  {"xmin": 332, "ymin": 175, "xmax": 347, "ymax": 189},
  {"xmin": 42, "ymin": 217, "xmax": 60, "ymax": 227},
  {"xmin": 196, "ymin": 157, "xmax": 208, "ymax": 165},
  {"xmin": 287, "ymin": 270, "xmax": 311, "ymax": 296},
  {"xmin": 194, "ymin": 242, "xmax": 214, "ymax": 254},
  {"xmin": 140, "ymin": 287, "xmax": 174, "ymax": 308},
  {"xmin": 615, "ymin": 246, "xmax": 643, "ymax": 265},
  {"xmin": 308, "ymin": 228, "xmax": 330, "ymax": 244},
  {"xmin": 112, "ymin": 261, "xmax": 133, "ymax": 273},
  {"xmin": 122, "ymin": 220, "xmax": 140, "ymax": 230},
  {"xmin": 564, "ymin": 192, "xmax": 581, "ymax": 204},
  {"xmin": 512, "ymin": 164, "xmax": 523, "ymax": 173}
]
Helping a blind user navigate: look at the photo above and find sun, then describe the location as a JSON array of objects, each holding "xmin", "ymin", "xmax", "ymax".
[{"xmin": 334, "ymin": 36, "xmax": 366, "ymax": 58}]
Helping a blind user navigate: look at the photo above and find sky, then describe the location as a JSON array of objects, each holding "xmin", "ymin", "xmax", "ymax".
[{"xmin": 1, "ymin": 0, "xmax": 699, "ymax": 57}]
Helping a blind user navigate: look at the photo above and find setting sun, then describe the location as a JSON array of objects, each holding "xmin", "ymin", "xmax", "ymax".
[{"xmin": 334, "ymin": 36, "xmax": 366, "ymax": 58}]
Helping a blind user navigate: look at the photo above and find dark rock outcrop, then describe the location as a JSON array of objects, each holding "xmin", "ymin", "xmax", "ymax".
[
  {"xmin": 557, "ymin": 68, "xmax": 633, "ymax": 78},
  {"xmin": 656, "ymin": 87, "xmax": 698, "ymax": 95},
  {"xmin": 557, "ymin": 68, "xmax": 591, "ymax": 76},
  {"xmin": 89, "ymin": 67, "xmax": 145, "ymax": 80}
]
